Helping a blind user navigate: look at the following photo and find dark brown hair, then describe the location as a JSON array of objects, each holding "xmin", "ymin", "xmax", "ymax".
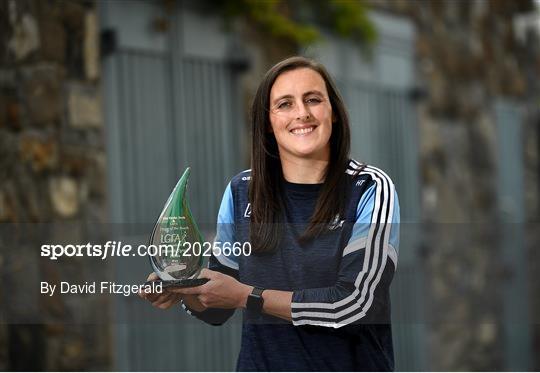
[{"xmin": 249, "ymin": 56, "xmax": 351, "ymax": 253}]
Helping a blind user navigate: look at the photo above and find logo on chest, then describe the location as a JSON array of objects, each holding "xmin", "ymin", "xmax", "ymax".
[
  {"xmin": 328, "ymin": 214, "xmax": 345, "ymax": 230},
  {"xmin": 244, "ymin": 203, "xmax": 252, "ymax": 218}
]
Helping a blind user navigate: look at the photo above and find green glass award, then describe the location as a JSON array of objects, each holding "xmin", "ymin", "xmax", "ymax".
[{"xmin": 147, "ymin": 167, "xmax": 208, "ymax": 288}]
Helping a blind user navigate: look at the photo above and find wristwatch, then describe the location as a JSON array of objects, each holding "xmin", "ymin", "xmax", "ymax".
[{"xmin": 246, "ymin": 287, "xmax": 265, "ymax": 313}]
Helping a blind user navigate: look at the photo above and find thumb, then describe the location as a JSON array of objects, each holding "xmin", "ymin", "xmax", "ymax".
[
  {"xmin": 199, "ymin": 268, "xmax": 215, "ymax": 279},
  {"xmin": 146, "ymin": 272, "xmax": 159, "ymax": 282}
]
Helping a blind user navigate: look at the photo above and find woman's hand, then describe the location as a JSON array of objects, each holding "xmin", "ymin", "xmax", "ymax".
[
  {"xmin": 169, "ymin": 268, "xmax": 252, "ymax": 309},
  {"xmin": 138, "ymin": 272, "xmax": 205, "ymax": 311}
]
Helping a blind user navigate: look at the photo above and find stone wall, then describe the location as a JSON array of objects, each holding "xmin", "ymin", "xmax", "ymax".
[
  {"xmin": 0, "ymin": 0, "xmax": 110, "ymax": 370},
  {"xmin": 369, "ymin": 0, "xmax": 540, "ymax": 370}
]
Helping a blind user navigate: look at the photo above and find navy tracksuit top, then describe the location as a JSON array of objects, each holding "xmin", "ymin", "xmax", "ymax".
[{"xmin": 183, "ymin": 160, "xmax": 400, "ymax": 371}]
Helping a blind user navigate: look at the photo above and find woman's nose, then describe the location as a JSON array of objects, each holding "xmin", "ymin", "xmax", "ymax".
[{"xmin": 295, "ymin": 102, "xmax": 311, "ymax": 120}]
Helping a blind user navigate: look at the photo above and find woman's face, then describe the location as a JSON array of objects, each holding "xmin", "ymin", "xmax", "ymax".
[{"xmin": 268, "ymin": 68, "xmax": 333, "ymax": 161}]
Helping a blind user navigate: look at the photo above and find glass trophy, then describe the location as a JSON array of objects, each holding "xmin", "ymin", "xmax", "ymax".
[{"xmin": 146, "ymin": 167, "xmax": 208, "ymax": 288}]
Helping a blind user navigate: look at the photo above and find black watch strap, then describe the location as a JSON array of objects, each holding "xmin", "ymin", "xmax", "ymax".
[{"xmin": 246, "ymin": 287, "xmax": 265, "ymax": 313}]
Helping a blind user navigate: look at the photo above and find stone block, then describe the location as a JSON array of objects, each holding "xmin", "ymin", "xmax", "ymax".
[
  {"xmin": 502, "ymin": 61, "xmax": 526, "ymax": 96},
  {"xmin": 59, "ymin": 337, "xmax": 85, "ymax": 370},
  {"xmin": 62, "ymin": 150, "xmax": 107, "ymax": 200},
  {"xmin": 4, "ymin": 244, "xmax": 42, "ymax": 320},
  {"xmin": 60, "ymin": 1, "xmax": 85, "ymax": 30},
  {"xmin": 477, "ymin": 318, "xmax": 497, "ymax": 344},
  {"xmin": 56, "ymin": 1, "xmax": 85, "ymax": 78},
  {"xmin": 45, "ymin": 334, "xmax": 61, "ymax": 371},
  {"xmin": 89, "ymin": 151, "xmax": 107, "ymax": 199},
  {"xmin": 59, "ymin": 148, "xmax": 88, "ymax": 176},
  {"xmin": 84, "ymin": 11, "xmax": 99, "ymax": 80},
  {"xmin": 49, "ymin": 176, "xmax": 79, "ymax": 217},
  {"xmin": 39, "ymin": 17, "xmax": 66, "ymax": 63},
  {"xmin": 427, "ymin": 69, "xmax": 459, "ymax": 117},
  {"xmin": 0, "ymin": 69, "xmax": 16, "ymax": 87},
  {"xmin": 8, "ymin": 13, "xmax": 40, "ymax": 61},
  {"xmin": 11, "ymin": 164, "xmax": 49, "ymax": 222},
  {"xmin": 22, "ymin": 65, "xmax": 63, "ymax": 126},
  {"xmin": 0, "ymin": 178, "xmax": 19, "ymax": 223},
  {"xmin": 67, "ymin": 84, "xmax": 102, "ymax": 128},
  {"xmin": 0, "ymin": 190, "xmax": 7, "ymax": 222},
  {"xmin": 6, "ymin": 100, "xmax": 22, "ymax": 130},
  {"xmin": 0, "ymin": 94, "xmax": 22, "ymax": 130},
  {"xmin": 0, "ymin": 324, "xmax": 6, "ymax": 370},
  {"xmin": 19, "ymin": 133, "xmax": 58, "ymax": 172},
  {"xmin": 0, "ymin": 97, "xmax": 5, "ymax": 129}
]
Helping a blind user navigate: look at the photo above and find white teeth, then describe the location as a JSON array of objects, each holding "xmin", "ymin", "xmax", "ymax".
[{"xmin": 291, "ymin": 127, "xmax": 314, "ymax": 135}]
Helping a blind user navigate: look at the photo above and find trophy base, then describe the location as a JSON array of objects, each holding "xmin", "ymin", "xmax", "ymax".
[{"xmin": 145, "ymin": 278, "xmax": 209, "ymax": 289}]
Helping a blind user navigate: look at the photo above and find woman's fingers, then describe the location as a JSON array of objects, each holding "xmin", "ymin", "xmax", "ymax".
[
  {"xmin": 152, "ymin": 293, "xmax": 182, "ymax": 309},
  {"xmin": 139, "ymin": 272, "xmax": 159, "ymax": 299},
  {"xmin": 199, "ymin": 268, "xmax": 219, "ymax": 280},
  {"xmin": 157, "ymin": 294, "xmax": 183, "ymax": 309},
  {"xmin": 139, "ymin": 272, "xmax": 194, "ymax": 310},
  {"xmin": 146, "ymin": 272, "xmax": 159, "ymax": 281},
  {"xmin": 168, "ymin": 283, "xmax": 206, "ymax": 295},
  {"xmin": 151, "ymin": 292, "xmax": 173, "ymax": 306},
  {"xmin": 145, "ymin": 291, "xmax": 163, "ymax": 303}
]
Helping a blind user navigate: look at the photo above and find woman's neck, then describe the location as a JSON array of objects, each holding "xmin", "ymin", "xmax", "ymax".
[{"xmin": 280, "ymin": 155, "xmax": 329, "ymax": 184}]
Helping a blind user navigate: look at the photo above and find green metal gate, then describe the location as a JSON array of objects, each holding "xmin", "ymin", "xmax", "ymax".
[
  {"xmin": 99, "ymin": 0, "xmax": 245, "ymax": 370},
  {"xmin": 494, "ymin": 99, "xmax": 532, "ymax": 371}
]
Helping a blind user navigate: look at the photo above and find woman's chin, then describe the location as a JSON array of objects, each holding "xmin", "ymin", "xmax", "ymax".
[{"xmin": 287, "ymin": 146, "xmax": 329, "ymax": 159}]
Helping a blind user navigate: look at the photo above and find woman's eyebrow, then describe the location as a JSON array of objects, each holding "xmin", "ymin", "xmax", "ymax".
[
  {"xmin": 272, "ymin": 94, "xmax": 294, "ymax": 104},
  {"xmin": 272, "ymin": 90, "xmax": 325, "ymax": 104},
  {"xmin": 302, "ymin": 90, "xmax": 324, "ymax": 97}
]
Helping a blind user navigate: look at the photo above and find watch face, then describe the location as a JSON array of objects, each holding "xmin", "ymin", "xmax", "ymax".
[{"xmin": 247, "ymin": 290, "xmax": 264, "ymax": 312}]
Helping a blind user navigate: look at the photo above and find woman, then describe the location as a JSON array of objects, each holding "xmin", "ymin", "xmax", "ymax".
[{"xmin": 141, "ymin": 56, "xmax": 400, "ymax": 371}]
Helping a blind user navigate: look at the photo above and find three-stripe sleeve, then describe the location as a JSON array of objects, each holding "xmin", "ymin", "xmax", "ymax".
[
  {"xmin": 181, "ymin": 182, "xmax": 239, "ymax": 325},
  {"xmin": 291, "ymin": 167, "xmax": 400, "ymax": 328}
]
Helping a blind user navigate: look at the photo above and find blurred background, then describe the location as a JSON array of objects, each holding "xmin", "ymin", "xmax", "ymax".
[{"xmin": 1, "ymin": 0, "xmax": 539, "ymax": 370}]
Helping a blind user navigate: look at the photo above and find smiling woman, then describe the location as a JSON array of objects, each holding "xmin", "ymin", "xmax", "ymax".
[
  {"xmin": 140, "ymin": 56, "xmax": 400, "ymax": 372},
  {"xmin": 268, "ymin": 68, "xmax": 333, "ymax": 161}
]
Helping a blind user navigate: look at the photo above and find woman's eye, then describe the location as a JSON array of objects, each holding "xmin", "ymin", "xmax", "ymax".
[
  {"xmin": 277, "ymin": 102, "xmax": 292, "ymax": 109},
  {"xmin": 306, "ymin": 98, "xmax": 322, "ymax": 104}
]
